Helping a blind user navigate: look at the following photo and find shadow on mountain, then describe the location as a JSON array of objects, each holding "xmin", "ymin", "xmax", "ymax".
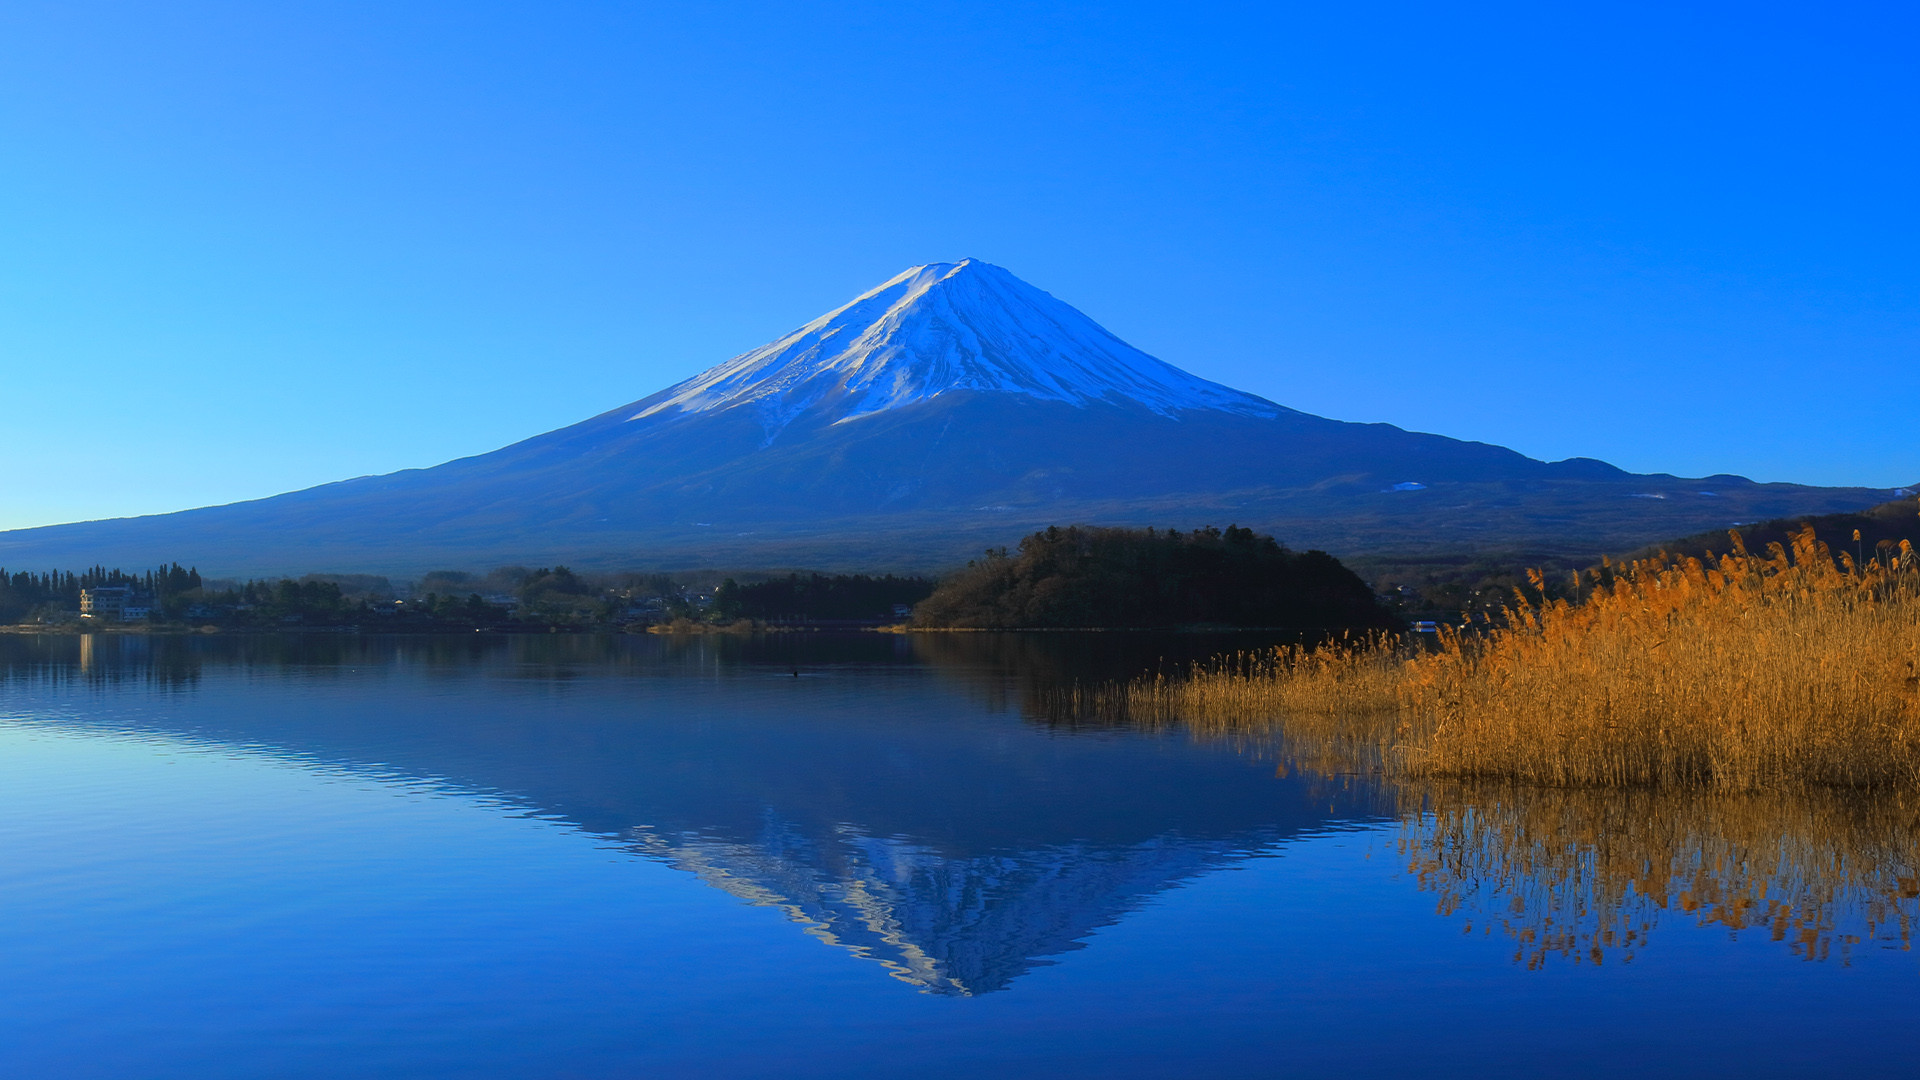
[{"xmin": 0, "ymin": 632, "xmax": 1386, "ymax": 995}]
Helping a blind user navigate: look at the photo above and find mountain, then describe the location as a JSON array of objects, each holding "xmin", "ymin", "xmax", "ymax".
[
  {"xmin": 637, "ymin": 260, "xmax": 1284, "ymax": 431},
  {"xmin": 0, "ymin": 259, "xmax": 1907, "ymax": 576}
]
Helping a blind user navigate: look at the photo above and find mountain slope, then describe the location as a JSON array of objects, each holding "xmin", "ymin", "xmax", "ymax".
[
  {"xmin": 0, "ymin": 260, "xmax": 1906, "ymax": 576},
  {"xmin": 631, "ymin": 259, "xmax": 1284, "ymax": 436}
]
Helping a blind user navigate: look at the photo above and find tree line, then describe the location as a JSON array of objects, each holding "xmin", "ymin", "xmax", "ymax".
[
  {"xmin": 712, "ymin": 573, "xmax": 935, "ymax": 622},
  {"xmin": 0, "ymin": 529, "xmax": 1399, "ymax": 632},
  {"xmin": 0, "ymin": 564, "xmax": 203, "ymax": 623}
]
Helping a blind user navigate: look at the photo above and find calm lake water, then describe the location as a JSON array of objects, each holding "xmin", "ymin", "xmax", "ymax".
[{"xmin": 1, "ymin": 632, "xmax": 1913, "ymax": 1079}]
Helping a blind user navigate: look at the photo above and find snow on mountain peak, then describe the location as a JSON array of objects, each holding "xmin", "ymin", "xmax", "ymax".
[{"xmin": 631, "ymin": 259, "xmax": 1284, "ymax": 435}]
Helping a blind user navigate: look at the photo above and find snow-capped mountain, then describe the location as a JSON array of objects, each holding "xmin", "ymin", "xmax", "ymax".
[
  {"xmin": 633, "ymin": 259, "xmax": 1283, "ymax": 440},
  {"xmin": 0, "ymin": 260, "xmax": 1900, "ymax": 576}
]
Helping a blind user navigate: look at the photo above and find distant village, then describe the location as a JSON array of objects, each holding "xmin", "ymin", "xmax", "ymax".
[{"xmin": 0, "ymin": 563, "xmax": 933, "ymax": 632}]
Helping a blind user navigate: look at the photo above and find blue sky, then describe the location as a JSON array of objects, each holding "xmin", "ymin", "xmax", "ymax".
[{"xmin": 2, "ymin": 1, "xmax": 1914, "ymax": 530}]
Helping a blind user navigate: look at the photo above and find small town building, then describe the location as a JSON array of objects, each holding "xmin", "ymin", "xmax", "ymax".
[
  {"xmin": 80, "ymin": 586, "xmax": 133, "ymax": 620},
  {"xmin": 80, "ymin": 586, "xmax": 154, "ymax": 621}
]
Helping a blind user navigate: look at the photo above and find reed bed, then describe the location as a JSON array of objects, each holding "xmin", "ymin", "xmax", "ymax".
[{"xmin": 1114, "ymin": 524, "xmax": 1920, "ymax": 791}]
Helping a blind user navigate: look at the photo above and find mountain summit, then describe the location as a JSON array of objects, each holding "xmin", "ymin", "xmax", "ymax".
[
  {"xmin": 631, "ymin": 259, "xmax": 1282, "ymax": 440},
  {"xmin": 0, "ymin": 262, "xmax": 1900, "ymax": 575}
]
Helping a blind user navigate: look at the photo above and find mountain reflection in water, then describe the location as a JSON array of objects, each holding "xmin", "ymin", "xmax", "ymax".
[
  {"xmin": 0, "ymin": 631, "xmax": 1379, "ymax": 996},
  {"xmin": 3, "ymin": 632, "xmax": 1912, "ymax": 995}
]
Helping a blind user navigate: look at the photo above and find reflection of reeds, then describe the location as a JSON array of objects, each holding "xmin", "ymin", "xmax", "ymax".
[
  {"xmin": 1397, "ymin": 782, "xmax": 1919, "ymax": 969},
  {"xmin": 1113, "ymin": 525, "xmax": 1920, "ymax": 792},
  {"xmin": 1043, "ymin": 523, "xmax": 1920, "ymax": 965}
]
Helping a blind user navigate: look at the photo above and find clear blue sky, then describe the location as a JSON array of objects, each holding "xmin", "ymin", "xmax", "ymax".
[{"xmin": 3, "ymin": 1, "xmax": 1915, "ymax": 530}]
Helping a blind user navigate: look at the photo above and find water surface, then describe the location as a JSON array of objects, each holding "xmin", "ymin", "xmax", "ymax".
[{"xmin": 0, "ymin": 633, "xmax": 1912, "ymax": 1078}]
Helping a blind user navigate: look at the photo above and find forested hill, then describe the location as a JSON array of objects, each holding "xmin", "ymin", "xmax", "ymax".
[
  {"xmin": 1354, "ymin": 493, "xmax": 1920, "ymax": 623},
  {"xmin": 1631, "ymin": 494, "xmax": 1920, "ymax": 565},
  {"xmin": 911, "ymin": 525, "xmax": 1399, "ymax": 630}
]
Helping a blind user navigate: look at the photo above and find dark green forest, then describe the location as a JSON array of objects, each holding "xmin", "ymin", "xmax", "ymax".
[
  {"xmin": 0, "ymin": 564, "xmax": 202, "ymax": 623},
  {"xmin": 911, "ymin": 525, "xmax": 1399, "ymax": 629},
  {"xmin": 712, "ymin": 573, "xmax": 934, "ymax": 622},
  {"xmin": 0, "ymin": 563, "xmax": 517, "ymax": 628}
]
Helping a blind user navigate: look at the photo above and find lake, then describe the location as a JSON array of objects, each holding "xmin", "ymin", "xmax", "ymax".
[{"xmin": 0, "ymin": 632, "xmax": 1913, "ymax": 1078}]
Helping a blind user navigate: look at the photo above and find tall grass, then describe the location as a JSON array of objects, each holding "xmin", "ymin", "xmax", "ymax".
[{"xmin": 1114, "ymin": 524, "xmax": 1920, "ymax": 791}]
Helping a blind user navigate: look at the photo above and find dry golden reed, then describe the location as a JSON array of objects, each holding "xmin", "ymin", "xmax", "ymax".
[{"xmin": 1117, "ymin": 524, "xmax": 1920, "ymax": 791}]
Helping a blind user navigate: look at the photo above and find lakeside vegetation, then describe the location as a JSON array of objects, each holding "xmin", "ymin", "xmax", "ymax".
[
  {"xmin": 713, "ymin": 573, "xmax": 934, "ymax": 623},
  {"xmin": 911, "ymin": 525, "xmax": 1397, "ymax": 630},
  {"xmin": 0, "ymin": 564, "xmax": 205, "ymax": 624},
  {"xmin": 1077, "ymin": 521, "xmax": 1920, "ymax": 791},
  {"xmin": 4, "ymin": 524, "xmax": 1397, "ymax": 634},
  {"xmin": 14, "ymin": 499, "xmax": 1919, "ymax": 642},
  {"xmin": 1357, "ymin": 493, "xmax": 1920, "ymax": 622},
  {"xmin": 0, "ymin": 561, "xmax": 936, "ymax": 632},
  {"xmin": 2, "ymin": 563, "xmax": 677, "ymax": 631}
]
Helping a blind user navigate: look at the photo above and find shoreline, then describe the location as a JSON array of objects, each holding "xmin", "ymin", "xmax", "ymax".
[{"xmin": 5, "ymin": 622, "xmax": 1348, "ymax": 637}]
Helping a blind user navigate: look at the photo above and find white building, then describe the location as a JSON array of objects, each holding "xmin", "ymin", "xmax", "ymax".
[{"xmin": 80, "ymin": 586, "xmax": 152, "ymax": 621}]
